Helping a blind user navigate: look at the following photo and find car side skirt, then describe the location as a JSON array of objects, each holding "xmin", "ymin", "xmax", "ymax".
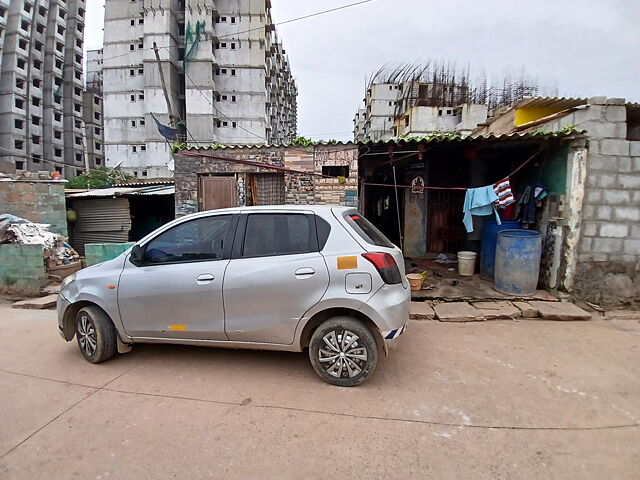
[{"xmin": 129, "ymin": 336, "xmax": 302, "ymax": 352}]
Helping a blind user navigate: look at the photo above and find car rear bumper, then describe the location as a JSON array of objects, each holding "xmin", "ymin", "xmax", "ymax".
[
  {"xmin": 359, "ymin": 283, "xmax": 410, "ymax": 333},
  {"xmin": 382, "ymin": 322, "xmax": 408, "ymax": 350}
]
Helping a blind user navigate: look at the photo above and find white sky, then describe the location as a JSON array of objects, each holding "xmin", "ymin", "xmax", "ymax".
[{"xmin": 85, "ymin": 0, "xmax": 640, "ymax": 141}]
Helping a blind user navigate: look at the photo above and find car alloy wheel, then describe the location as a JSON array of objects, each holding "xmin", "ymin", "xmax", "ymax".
[
  {"xmin": 77, "ymin": 312, "xmax": 97, "ymax": 357},
  {"xmin": 318, "ymin": 329, "xmax": 368, "ymax": 378}
]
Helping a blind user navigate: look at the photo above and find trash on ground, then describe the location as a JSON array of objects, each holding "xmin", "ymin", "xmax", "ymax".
[{"xmin": 434, "ymin": 253, "xmax": 458, "ymax": 264}]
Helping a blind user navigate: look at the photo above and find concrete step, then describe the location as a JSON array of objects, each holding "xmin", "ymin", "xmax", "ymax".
[
  {"xmin": 528, "ymin": 301, "xmax": 591, "ymax": 321},
  {"xmin": 472, "ymin": 301, "xmax": 521, "ymax": 320},
  {"xmin": 433, "ymin": 302, "xmax": 484, "ymax": 322},
  {"xmin": 513, "ymin": 301, "xmax": 539, "ymax": 318},
  {"xmin": 409, "ymin": 302, "xmax": 435, "ymax": 320},
  {"xmin": 12, "ymin": 294, "xmax": 58, "ymax": 310}
]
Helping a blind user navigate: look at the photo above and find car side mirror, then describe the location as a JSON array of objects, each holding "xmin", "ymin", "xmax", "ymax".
[{"xmin": 130, "ymin": 244, "xmax": 144, "ymax": 266}]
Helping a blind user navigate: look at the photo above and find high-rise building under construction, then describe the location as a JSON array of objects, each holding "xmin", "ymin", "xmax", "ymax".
[{"xmin": 103, "ymin": 0, "xmax": 298, "ymax": 178}]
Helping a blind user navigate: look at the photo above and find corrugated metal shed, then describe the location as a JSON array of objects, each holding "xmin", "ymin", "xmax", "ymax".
[
  {"xmin": 174, "ymin": 130, "xmax": 585, "ymax": 153},
  {"xmin": 71, "ymin": 198, "xmax": 132, "ymax": 255},
  {"xmin": 514, "ymin": 96, "xmax": 588, "ymax": 110},
  {"xmin": 66, "ymin": 185, "xmax": 175, "ymax": 198}
]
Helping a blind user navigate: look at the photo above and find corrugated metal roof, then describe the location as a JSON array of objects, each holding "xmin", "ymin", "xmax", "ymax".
[
  {"xmin": 66, "ymin": 185, "xmax": 175, "ymax": 198},
  {"xmin": 514, "ymin": 96, "xmax": 588, "ymax": 110},
  {"xmin": 175, "ymin": 130, "xmax": 584, "ymax": 154}
]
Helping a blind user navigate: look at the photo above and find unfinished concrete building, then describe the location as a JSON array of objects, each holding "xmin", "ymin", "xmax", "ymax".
[
  {"xmin": 354, "ymin": 63, "xmax": 549, "ymax": 141},
  {"xmin": 81, "ymin": 48, "xmax": 104, "ymax": 170},
  {"xmin": 0, "ymin": 0, "xmax": 89, "ymax": 177},
  {"xmin": 103, "ymin": 0, "xmax": 297, "ymax": 179}
]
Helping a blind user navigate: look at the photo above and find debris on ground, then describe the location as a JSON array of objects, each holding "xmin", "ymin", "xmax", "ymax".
[
  {"xmin": 12, "ymin": 294, "xmax": 58, "ymax": 310},
  {"xmin": 1, "ymin": 214, "xmax": 81, "ymax": 280}
]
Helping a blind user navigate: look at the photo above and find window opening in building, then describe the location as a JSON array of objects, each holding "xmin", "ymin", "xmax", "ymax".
[
  {"xmin": 132, "ymin": 146, "xmax": 137, "ymax": 152},
  {"xmin": 16, "ymin": 161, "xmax": 25, "ymax": 170},
  {"xmin": 322, "ymin": 165, "xmax": 349, "ymax": 178},
  {"xmin": 15, "ymin": 119, "xmax": 24, "ymax": 129}
]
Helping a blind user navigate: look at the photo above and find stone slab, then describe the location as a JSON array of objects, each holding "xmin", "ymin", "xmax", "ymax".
[
  {"xmin": 409, "ymin": 302, "xmax": 435, "ymax": 320},
  {"xmin": 433, "ymin": 302, "xmax": 484, "ymax": 322},
  {"xmin": 513, "ymin": 302, "xmax": 539, "ymax": 318},
  {"xmin": 472, "ymin": 301, "xmax": 521, "ymax": 320},
  {"xmin": 12, "ymin": 294, "xmax": 58, "ymax": 310},
  {"xmin": 604, "ymin": 310, "xmax": 639, "ymax": 320},
  {"xmin": 41, "ymin": 284, "xmax": 61, "ymax": 295},
  {"xmin": 528, "ymin": 301, "xmax": 591, "ymax": 321}
]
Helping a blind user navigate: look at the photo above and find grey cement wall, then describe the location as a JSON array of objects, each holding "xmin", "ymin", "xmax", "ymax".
[{"xmin": 529, "ymin": 97, "xmax": 640, "ymax": 306}]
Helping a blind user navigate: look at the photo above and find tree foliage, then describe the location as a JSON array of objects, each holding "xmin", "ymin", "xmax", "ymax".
[{"xmin": 66, "ymin": 168, "xmax": 134, "ymax": 189}]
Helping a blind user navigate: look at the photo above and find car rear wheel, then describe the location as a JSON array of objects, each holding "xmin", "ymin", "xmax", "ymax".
[
  {"xmin": 75, "ymin": 306, "xmax": 117, "ymax": 364},
  {"xmin": 308, "ymin": 317, "xmax": 378, "ymax": 387}
]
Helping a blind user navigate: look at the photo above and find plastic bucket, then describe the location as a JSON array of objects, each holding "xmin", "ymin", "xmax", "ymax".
[
  {"xmin": 494, "ymin": 229, "xmax": 542, "ymax": 296},
  {"xmin": 457, "ymin": 251, "xmax": 477, "ymax": 276},
  {"xmin": 406, "ymin": 273, "xmax": 424, "ymax": 291}
]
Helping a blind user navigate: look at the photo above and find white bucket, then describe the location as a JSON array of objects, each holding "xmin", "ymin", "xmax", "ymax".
[{"xmin": 457, "ymin": 251, "xmax": 477, "ymax": 276}]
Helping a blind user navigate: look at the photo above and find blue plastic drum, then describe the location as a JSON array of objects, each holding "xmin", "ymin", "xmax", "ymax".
[
  {"xmin": 494, "ymin": 229, "xmax": 542, "ymax": 296},
  {"xmin": 480, "ymin": 220, "xmax": 520, "ymax": 280}
]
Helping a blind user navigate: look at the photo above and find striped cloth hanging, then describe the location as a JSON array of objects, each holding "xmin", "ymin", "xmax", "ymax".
[{"xmin": 493, "ymin": 178, "xmax": 515, "ymax": 206}]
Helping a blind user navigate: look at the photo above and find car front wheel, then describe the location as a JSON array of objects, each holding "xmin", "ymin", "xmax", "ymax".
[
  {"xmin": 75, "ymin": 306, "xmax": 117, "ymax": 364},
  {"xmin": 308, "ymin": 316, "xmax": 378, "ymax": 387}
]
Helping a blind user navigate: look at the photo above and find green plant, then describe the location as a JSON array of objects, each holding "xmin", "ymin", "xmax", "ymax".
[
  {"xmin": 289, "ymin": 137, "xmax": 314, "ymax": 147},
  {"xmin": 66, "ymin": 168, "xmax": 133, "ymax": 189}
]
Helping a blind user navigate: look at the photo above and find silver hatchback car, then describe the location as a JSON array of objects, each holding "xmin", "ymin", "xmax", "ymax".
[{"xmin": 57, "ymin": 206, "xmax": 410, "ymax": 386}]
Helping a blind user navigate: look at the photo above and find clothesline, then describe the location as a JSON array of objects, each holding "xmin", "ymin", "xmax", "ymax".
[{"xmin": 362, "ymin": 147, "xmax": 545, "ymax": 191}]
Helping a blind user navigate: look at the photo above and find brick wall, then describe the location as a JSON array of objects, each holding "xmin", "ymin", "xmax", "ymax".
[
  {"xmin": 174, "ymin": 144, "xmax": 359, "ymax": 216},
  {"xmin": 0, "ymin": 180, "xmax": 68, "ymax": 236},
  {"xmin": 0, "ymin": 244, "xmax": 47, "ymax": 295}
]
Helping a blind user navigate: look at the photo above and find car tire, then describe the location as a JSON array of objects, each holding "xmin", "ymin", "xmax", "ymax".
[
  {"xmin": 309, "ymin": 316, "xmax": 378, "ymax": 387},
  {"xmin": 75, "ymin": 306, "xmax": 117, "ymax": 364}
]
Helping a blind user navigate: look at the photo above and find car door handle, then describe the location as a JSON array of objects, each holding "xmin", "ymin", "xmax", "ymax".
[
  {"xmin": 294, "ymin": 267, "xmax": 315, "ymax": 277},
  {"xmin": 196, "ymin": 274, "xmax": 215, "ymax": 285}
]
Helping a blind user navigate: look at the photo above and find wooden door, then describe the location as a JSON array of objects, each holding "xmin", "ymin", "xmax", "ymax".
[{"xmin": 200, "ymin": 176, "xmax": 237, "ymax": 211}]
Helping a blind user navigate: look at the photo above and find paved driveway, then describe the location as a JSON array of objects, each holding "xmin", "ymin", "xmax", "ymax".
[{"xmin": 0, "ymin": 304, "xmax": 638, "ymax": 479}]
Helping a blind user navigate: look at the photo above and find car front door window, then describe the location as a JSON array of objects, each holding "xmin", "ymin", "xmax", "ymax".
[{"xmin": 144, "ymin": 215, "xmax": 232, "ymax": 264}]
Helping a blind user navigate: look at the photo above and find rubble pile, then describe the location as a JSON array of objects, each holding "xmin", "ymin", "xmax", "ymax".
[{"xmin": 0, "ymin": 214, "xmax": 80, "ymax": 277}]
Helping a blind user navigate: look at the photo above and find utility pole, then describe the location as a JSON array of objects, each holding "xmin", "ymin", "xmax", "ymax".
[{"xmin": 153, "ymin": 42, "xmax": 177, "ymax": 126}]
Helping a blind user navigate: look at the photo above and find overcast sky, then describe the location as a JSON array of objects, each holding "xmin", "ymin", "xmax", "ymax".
[{"xmin": 86, "ymin": 0, "xmax": 639, "ymax": 141}]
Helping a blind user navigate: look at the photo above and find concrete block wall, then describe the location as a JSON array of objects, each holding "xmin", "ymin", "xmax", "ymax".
[
  {"xmin": 558, "ymin": 98, "xmax": 639, "ymax": 306},
  {"xmin": 0, "ymin": 180, "xmax": 68, "ymax": 236},
  {"xmin": 85, "ymin": 242, "xmax": 135, "ymax": 267},
  {"xmin": 0, "ymin": 244, "xmax": 47, "ymax": 295}
]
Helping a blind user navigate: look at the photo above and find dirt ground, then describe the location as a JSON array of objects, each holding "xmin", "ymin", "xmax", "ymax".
[{"xmin": 0, "ymin": 305, "xmax": 638, "ymax": 479}]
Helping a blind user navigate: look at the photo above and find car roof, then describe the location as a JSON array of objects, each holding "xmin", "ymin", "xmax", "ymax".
[{"xmin": 182, "ymin": 204, "xmax": 355, "ymax": 219}]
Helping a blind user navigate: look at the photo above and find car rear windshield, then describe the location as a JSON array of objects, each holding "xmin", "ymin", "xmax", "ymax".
[{"xmin": 343, "ymin": 211, "xmax": 395, "ymax": 248}]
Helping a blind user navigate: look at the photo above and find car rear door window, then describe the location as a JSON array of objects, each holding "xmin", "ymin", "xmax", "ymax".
[
  {"xmin": 144, "ymin": 215, "xmax": 232, "ymax": 264},
  {"xmin": 343, "ymin": 211, "xmax": 395, "ymax": 248},
  {"xmin": 242, "ymin": 213, "xmax": 316, "ymax": 257}
]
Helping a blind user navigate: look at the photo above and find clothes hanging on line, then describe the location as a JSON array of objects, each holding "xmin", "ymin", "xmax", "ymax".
[
  {"xmin": 518, "ymin": 183, "xmax": 549, "ymax": 225},
  {"xmin": 462, "ymin": 185, "xmax": 502, "ymax": 233},
  {"xmin": 493, "ymin": 178, "xmax": 515, "ymax": 206}
]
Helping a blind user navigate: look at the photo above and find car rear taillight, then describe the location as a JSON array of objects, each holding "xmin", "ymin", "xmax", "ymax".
[{"xmin": 361, "ymin": 252, "xmax": 403, "ymax": 285}]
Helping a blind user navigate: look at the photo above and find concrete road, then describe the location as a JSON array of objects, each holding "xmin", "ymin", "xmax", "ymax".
[{"xmin": 0, "ymin": 305, "xmax": 638, "ymax": 479}]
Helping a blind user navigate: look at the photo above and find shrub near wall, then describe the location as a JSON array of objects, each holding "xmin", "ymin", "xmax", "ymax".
[{"xmin": 0, "ymin": 244, "xmax": 47, "ymax": 295}]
